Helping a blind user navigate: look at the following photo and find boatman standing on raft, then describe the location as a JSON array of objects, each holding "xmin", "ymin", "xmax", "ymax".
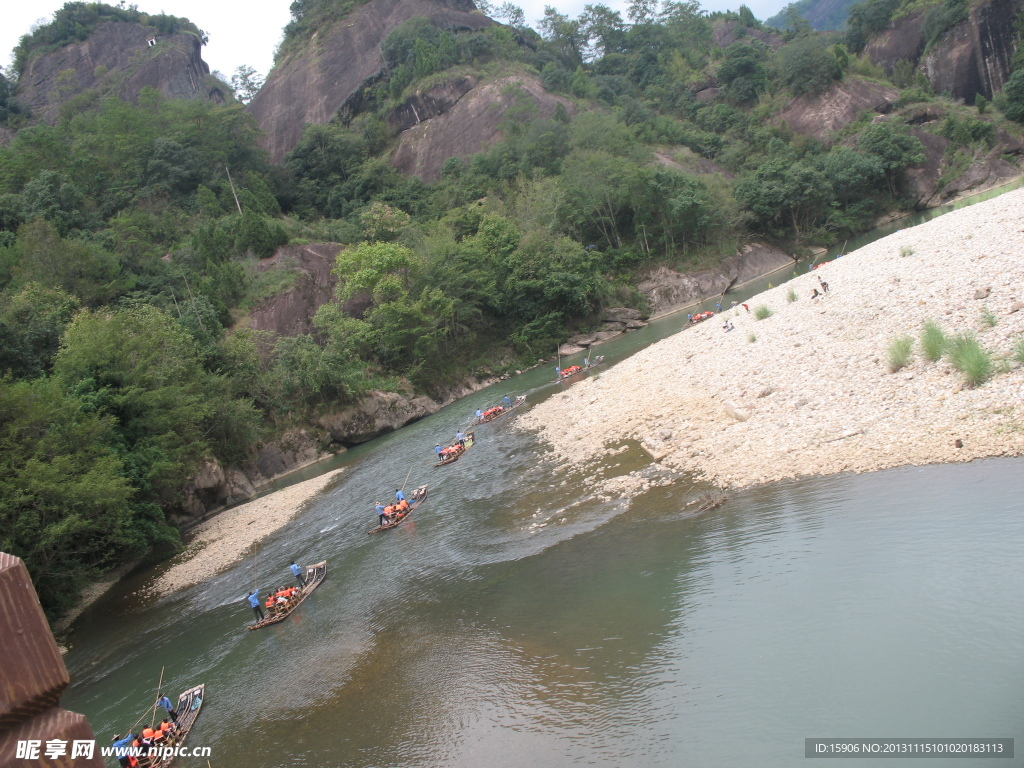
[
  {"xmin": 247, "ymin": 590, "xmax": 264, "ymax": 622},
  {"xmin": 375, "ymin": 501, "xmax": 387, "ymax": 525},
  {"xmin": 290, "ymin": 560, "xmax": 305, "ymax": 588},
  {"xmin": 157, "ymin": 693, "xmax": 179, "ymax": 722},
  {"xmin": 395, "ymin": 488, "xmax": 405, "ymax": 503}
]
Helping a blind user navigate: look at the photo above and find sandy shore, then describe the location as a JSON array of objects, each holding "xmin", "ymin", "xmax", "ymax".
[
  {"xmin": 520, "ymin": 188, "xmax": 1024, "ymax": 493},
  {"xmin": 150, "ymin": 468, "xmax": 345, "ymax": 596}
]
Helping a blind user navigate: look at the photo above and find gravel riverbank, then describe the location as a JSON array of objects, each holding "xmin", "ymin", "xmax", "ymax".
[
  {"xmin": 520, "ymin": 189, "xmax": 1024, "ymax": 492},
  {"xmin": 150, "ymin": 468, "xmax": 345, "ymax": 596}
]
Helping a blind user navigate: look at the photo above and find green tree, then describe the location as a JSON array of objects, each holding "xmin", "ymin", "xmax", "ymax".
[
  {"xmin": 777, "ymin": 37, "xmax": 842, "ymax": 95},
  {"xmin": 0, "ymin": 376, "xmax": 139, "ymax": 617},
  {"xmin": 1001, "ymin": 69, "xmax": 1024, "ymax": 122},
  {"xmin": 0, "ymin": 283, "xmax": 80, "ymax": 379},
  {"xmin": 856, "ymin": 119, "xmax": 926, "ymax": 195},
  {"xmin": 230, "ymin": 65, "xmax": 265, "ymax": 104}
]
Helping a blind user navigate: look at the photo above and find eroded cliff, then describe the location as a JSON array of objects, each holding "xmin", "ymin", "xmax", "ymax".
[
  {"xmin": 15, "ymin": 22, "xmax": 226, "ymax": 122},
  {"xmin": 248, "ymin": 0, "xmax": 493, "ymax": 163}
]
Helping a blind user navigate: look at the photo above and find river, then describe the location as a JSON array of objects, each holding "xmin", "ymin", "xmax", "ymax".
[{"xmin": 61, "ymin": 183, "xmax": 1024, "ymax": 767}]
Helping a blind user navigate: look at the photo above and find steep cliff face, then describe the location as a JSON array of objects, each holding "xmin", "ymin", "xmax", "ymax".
[
  {"xmin": 773, "ymin": 76, "xmax": 899, "ymax": 143},
  {"xmin": 865, "ymin": 0, "xmax": 1022, "ymax": 104},
  {"xmin": 248, "ymin": 0, "xmax": 494, "ymax": 163},
  {"xmin": 247, "ymin": 244, "xmax": 343, "ymax": 338},
  {"xmin": 15, "ymin": 22, "xmax": 226, "ymax": 122},
  {"xmin": 390, "ymin": 75, "xmax": 574, "ymax": 181}
]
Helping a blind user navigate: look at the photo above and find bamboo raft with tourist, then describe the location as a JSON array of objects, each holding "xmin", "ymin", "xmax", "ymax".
[
  {"xmin": 368, "ymin": 484, "xmax": 429, "ymax": 533},
  {"xmin": 110, "ymin": 681, "xmax": 205, "ymax": 768},
  {"xmin": 247, "ymin": 561, "xmax": 327, "ymax": 630},
  {"xmin": 471, "ymin": 395, "xmax": 526, "ymax": 426},
  {"xmin": 554, "ymin": 355, "xmax": 604, "ymax": 382},
  {"xmin": 434, "ymin": 432, "xmax": 474, "ymax": 466}
]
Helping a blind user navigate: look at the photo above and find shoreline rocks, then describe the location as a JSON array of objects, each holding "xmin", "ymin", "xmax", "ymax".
[{"xmin": 520, "ymin": 188, "xmax": 1024, "ymax": 494}]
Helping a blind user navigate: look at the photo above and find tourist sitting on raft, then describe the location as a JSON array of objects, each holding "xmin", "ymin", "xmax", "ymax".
[
  {"xmin": 559, "ymin": 364, "xmax": 583, "ymax": 377},
  {"xmin": 436, "ymin": 442, "xmax": 465, "ymax": 460},
  {"xmin": 376, "ymin": 497, "xmax": 411, "ymax": 524}
]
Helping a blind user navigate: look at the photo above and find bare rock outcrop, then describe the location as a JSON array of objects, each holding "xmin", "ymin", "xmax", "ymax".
[
  {"xmin": 248, "ymin": 0, "xmax": 494, "ymax": 163},
  {"xmin": 774, "ymin": 77, "xmax": 899, "ymax": 144},
  {"xmin": 317, "ymin": 390, "xmax": 440, "ymax": 444},
  {"xmin": 900, "ymin": 121, "xmax": 1023, "ymax": 207},
  {"xmin": 247, "ymin": 243, "xmax": 344, "ymax": 338},
  {"xmin": 390, "ymin": 75, "xmax": 575, "ymax": 181},
  {"xmin": 865, "ymin": 0, "xmax": 1021, "ymax": 104},
  {"xmin": 639, "ymin": 243, "xmax": 793, "ymax": 317},
  {"xmin": 386, "ymin": 76, "xmax": 477, "ymax": 133},
  {"xmin": 15, "ymin": 22, "xmax": 225, "ymax": 122},
  {"xmin": 712, "ymin": 20, "xmax": 784, "ymax": 49}
]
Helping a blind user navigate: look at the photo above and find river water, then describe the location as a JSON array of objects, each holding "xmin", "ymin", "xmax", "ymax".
[{"xmin": 61, "ymin": 185, "xmax": 1024, "ymax": 767}]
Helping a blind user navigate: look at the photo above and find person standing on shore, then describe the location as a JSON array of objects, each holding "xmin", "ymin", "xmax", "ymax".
[{"xmin": 290, "ymin": 561, "xmax": 305, "ymax": 588}]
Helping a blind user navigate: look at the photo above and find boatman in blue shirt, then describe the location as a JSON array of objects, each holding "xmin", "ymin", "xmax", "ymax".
[
  {"xmin": 476, "ymin": 409, "xmax": 483, "ymax": 421},
  {"xmin": 290, "ymin": 560, "xmax": 305, "ymax": 588},
  {"xmin": 247, "ymin": 590, "xmax": 264, "ymax": 622},
  {"xmin": 111, "ymin": 732, "xmax": 136, "ymax": 767},
  {"xmin": 504, "ymin": 395, "xmax": 512, "ymax": 407},
  {"xmin": 395, "ymin": 488, "xmax": 405, "ymax": 503},
  {"xmin": 455, "ymin": 431, "xmax": 465, "ymax": 446},
  {"xmin": 435, "ymin": 444, "xmax": 442, "ymax": 457},
  {"xmin": 375, "ymin": 502, "xmax": 387, "ymax": 525},
  {"xmin": 157, "ymin": 694, "xmax": 178, "ymax": 722}
]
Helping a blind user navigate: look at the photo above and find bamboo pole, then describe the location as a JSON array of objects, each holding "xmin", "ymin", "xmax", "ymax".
[{"xmin": 150, "ymin": 666, "xmax": 165, "ymax": 730}]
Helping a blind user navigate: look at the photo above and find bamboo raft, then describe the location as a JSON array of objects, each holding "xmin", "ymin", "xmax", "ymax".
[
  {"xmin": 368, "ymin": 484, "xmax": 429, "ymax": 533},
  {"xmin": 553, "ymin": 355, "xmax": 604, "ymax": 382},
  {"xmin": 247, "ymin": 561, "xmax": 327, "ymax": 630},
  {"xmin": 470, "ymin": 395, "xmax": 526, "ymax": 426},
  {"xmin": 434, "ymin": 432, "xmax": 475, "ymax": 466},
  {"xmin": 126, "ymin": 684, "xmax": 205, "ymax": 768}
]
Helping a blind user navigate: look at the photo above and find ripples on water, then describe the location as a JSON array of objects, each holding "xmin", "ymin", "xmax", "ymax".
[{"xmin": 62, "ymin": 382, "xmax": 1024, "ymax": 767}]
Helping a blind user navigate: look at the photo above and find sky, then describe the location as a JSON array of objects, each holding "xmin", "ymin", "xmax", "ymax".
[{"xmin": 2, "ymin": 0, "xmax": 789, "ymax": 82}]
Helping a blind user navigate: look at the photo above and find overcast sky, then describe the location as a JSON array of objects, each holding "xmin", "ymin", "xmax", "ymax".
[{"xmin": 3, "ymin": 0, "xmax": 789, "ymax": 83}]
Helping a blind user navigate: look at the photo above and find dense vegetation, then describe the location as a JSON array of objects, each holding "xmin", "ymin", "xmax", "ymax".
[{"xmin": 0, "ymin": 0, "xmax": 1017, "ymax": 617}]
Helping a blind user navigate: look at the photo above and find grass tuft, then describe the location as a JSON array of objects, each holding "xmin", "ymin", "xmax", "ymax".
[
  {"xmin": 786, "ymin": 287, "xmax": 798, "ymax": 303},
  {"xmin": 886, "ymin": 334, "xmax": 914, "ymax": 373},
  {"xmin": 748, "ymin": 333, "xmax": 757, "ymax": 343},
  {"xmin": 754, "ymin": 305, "xmax": 773, "ymax": 320},
  {"xmin": 980, "ymin": 306, "xmax": 997, "ymax": 328},
  {"xmin": 900, "ymin": 245, "xmax": 915, "ymax": 257},
  {"xmin": 946, "ymin": 332, "xmax": 992, "ymax": 387},
  {"xmin": 1012, "ymin": 334, "xmax": 1024, "ymax": 364},
  {"xmin": 919, "ymin": 319, "xmax": 946, "ymax": 361}
]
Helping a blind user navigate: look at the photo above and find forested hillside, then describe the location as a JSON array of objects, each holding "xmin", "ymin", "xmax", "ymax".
[{"xmin": 1, "ymin": 0, "xmax": 1021, "ymax": 617}]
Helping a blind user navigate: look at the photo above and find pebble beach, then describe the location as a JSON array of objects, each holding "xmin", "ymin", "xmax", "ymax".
[
  {"xmin": 520, "ymin": 188, "xmax": 1024, "ymax": 492},
  {"xmin": 151, "ymin": 468, "xmax": 345, "ymax": 596}
]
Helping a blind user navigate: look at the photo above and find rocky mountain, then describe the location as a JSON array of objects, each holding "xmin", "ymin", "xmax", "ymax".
[
  {"xmin": 247, "ymin": 0, "xmax": 494, "ymax": 163},
  {"xmin": 390, "ymin": 74, "xmax": 574, "ymax": 181},
  {"xmin": 15, "ymin": 21, "xmax": 227, "ymax": 122},
  {"xmin": 864, "ymin": 0, "xmax": 1022, "ymax": 104}
]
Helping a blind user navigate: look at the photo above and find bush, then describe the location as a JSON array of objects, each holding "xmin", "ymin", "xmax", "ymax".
[
  {"xmin": 748, "ymin": 333, "xmax": 757, "ymax": 343},
  {"xmin": 946, "ymin": 332, "xmax": 992, "ymax": 387},
  {"xmin": 786, "ymin": 287, "xmax": 798, "ymax": 303},
  {"xmin": 886, "ymin": 334, "xmax": 914, "ymax": 372},
  {"xmin": 1003, "ymin": 69, "xmax": 1024, "ymax": 122},
  {"xmin": 919, "ymin": 319, "xmax": 946, "ymax": 361},
  {"xmin": 754, "ymin": 304, "xmax": 773, "ymax": 320},
  {"xmin": 777, "ymin": 37, "xmax": 842, "ymax": 96}
]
